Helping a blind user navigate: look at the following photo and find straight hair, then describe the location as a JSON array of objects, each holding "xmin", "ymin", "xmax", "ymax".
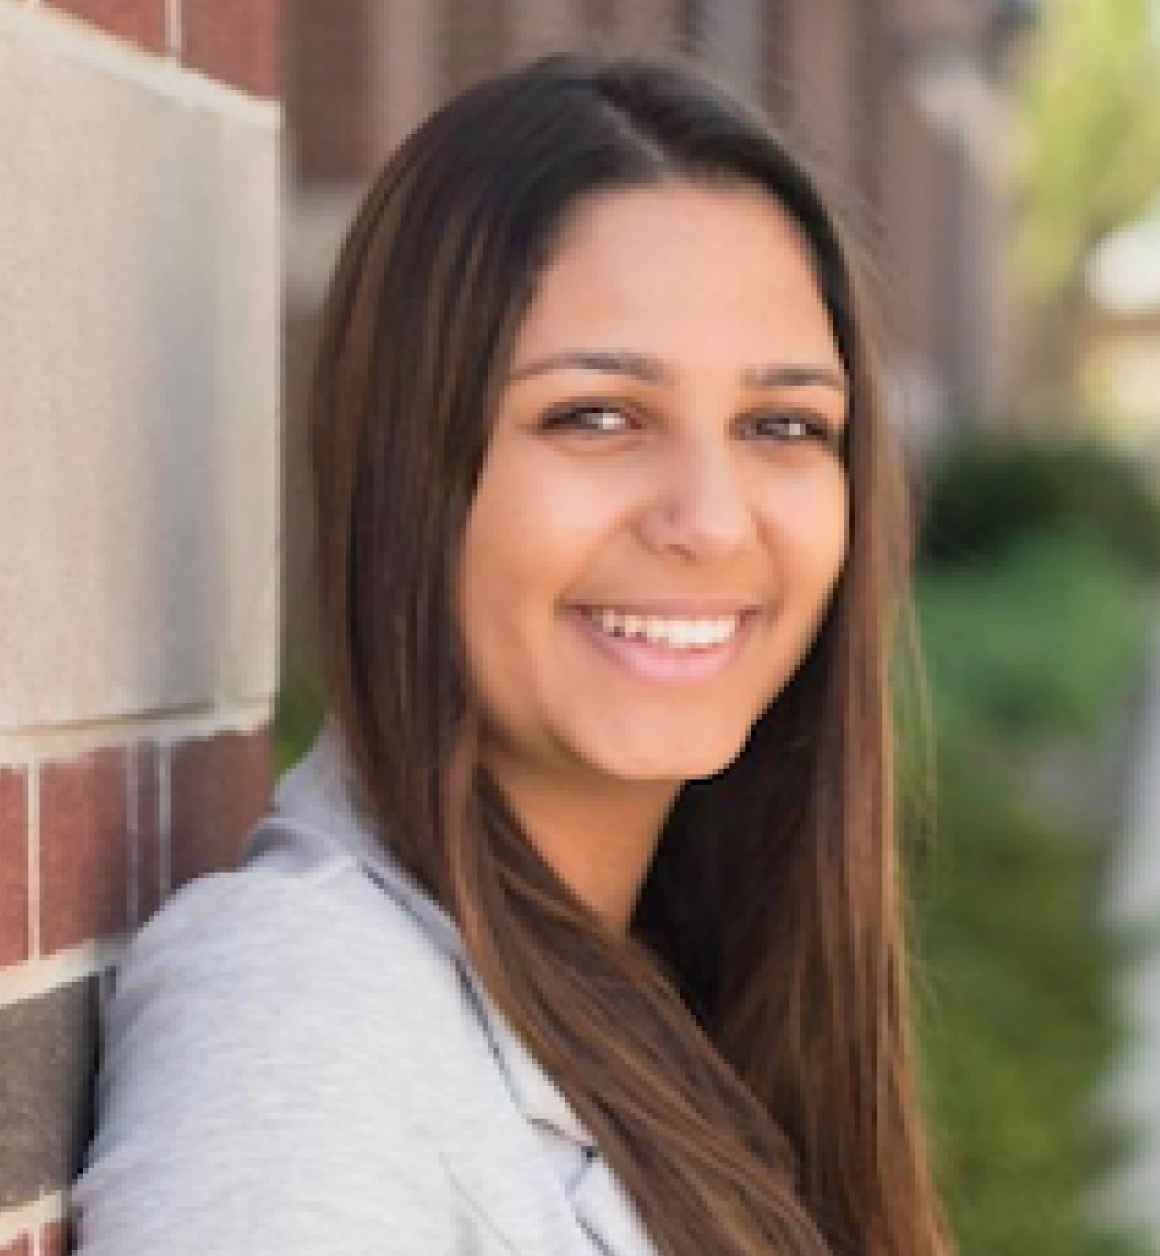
[{"xmin": 308, "ymin": 53, "xmax": 951, "ymax": 1256}]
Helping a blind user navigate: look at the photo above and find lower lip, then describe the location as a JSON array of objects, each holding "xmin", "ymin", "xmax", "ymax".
[{"xmin": 565, "ymin": 608, "xmax": 755, "ymax": 684}]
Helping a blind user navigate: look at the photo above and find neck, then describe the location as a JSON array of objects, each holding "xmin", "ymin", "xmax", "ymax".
[{"xmin": 481, "ymin": 743, "xmax": 680, "ymax": 933}]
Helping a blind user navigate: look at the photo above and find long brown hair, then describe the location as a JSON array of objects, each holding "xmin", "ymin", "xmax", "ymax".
[{"xmin": 308, "ymin": 53, "xmax": 951, "ymax": 1256}]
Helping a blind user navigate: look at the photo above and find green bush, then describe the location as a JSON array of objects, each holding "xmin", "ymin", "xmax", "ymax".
[
  {"xmin": 917, "ymin": 529, "xmax": 1151, "ymax": 744},
  {"xmin": 916, "ymin": 758, "xmax": 1152, "ymax": 1256},
  {"xmin": 919, "ymin": 436, "xmax": 1160, "ymax": 577},
  {"xmin": 913, "ymin": 461, "xmax": 1160, "ymax": 1255}
]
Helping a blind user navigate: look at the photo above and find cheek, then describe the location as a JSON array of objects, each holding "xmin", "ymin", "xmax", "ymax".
[
  {"xmin": 464, "ymin": 482, "xmax": 589, "ymax": 618},
  {"xmin": 820, "ymin": 486, "xmax": 850, "ymax": 585},
  {"xmin": 458, "ymin": 456, "xmax": 611, "ymax": 707},
  {"xmin": 464, "ymin": 442, "xmax": 632, "ymax": 615},
  {"xmin": 457, "ymin": 519, "xmax": 528, "ymax": 738},
  {"xmin": 763, "ymin": 468, "xmax": 849, "ymax": 596}
]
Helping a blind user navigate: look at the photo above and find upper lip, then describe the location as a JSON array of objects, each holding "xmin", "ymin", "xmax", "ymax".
[{"xmin": 570, "ymin": 600, "xmax": 760, "ymax": 617}]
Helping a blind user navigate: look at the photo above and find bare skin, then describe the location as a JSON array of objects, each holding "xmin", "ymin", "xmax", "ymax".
[{"xmin": 458, "ymin": 180, "xmax": 849, "ymax": 932}]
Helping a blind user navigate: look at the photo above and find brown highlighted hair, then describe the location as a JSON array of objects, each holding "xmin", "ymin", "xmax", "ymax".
[{"xmin": 308, "ymin": 53, "xmax": 951, "ymax": 1256}]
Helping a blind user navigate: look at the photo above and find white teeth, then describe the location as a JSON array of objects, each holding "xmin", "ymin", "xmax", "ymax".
[{"xmin": 586, "ymin": 608, "xmax": 740, "ymax": 649}]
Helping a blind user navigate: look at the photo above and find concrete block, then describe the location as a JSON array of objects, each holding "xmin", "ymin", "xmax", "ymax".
[{"xmin": 0, "ymin": 10, "xmax": 281, "ymax": 729}]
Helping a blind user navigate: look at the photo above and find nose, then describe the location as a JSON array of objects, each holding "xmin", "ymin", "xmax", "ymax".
[{"xmin": 636, "ymin": 434, "xmax": 757, "ymax": 562}]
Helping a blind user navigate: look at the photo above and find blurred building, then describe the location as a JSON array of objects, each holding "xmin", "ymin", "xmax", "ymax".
[{"xmin": 281, "ymin": 0, "xmax": 1030, "ymax": 674}]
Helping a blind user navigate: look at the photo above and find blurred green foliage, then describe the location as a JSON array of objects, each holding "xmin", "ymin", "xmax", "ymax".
[
  {"xmin": 919, "ymin": 530, "xmax": 1151, "ymax": 742},
  {"xmin": 918, "ymin": 757, "xmax": 1154, "ymax": 1256},
  {"xmin": 913, "ymin": 436, "xmax": 1160, "ymax": 1255},
  {"xmin": 1017, "ymin": 0, "xmax": 1160, "ymax": 304},
  {"xmin": 1013, "ymin": 0, "xmax": 1160, "ymax": 417},
  {"xmin": 920, "ymin": 436, "xmax": 1160, "ymax": 577},
  {"xmin": 272, "ymin": 660, "xmax": 323, "ymax": 776}
]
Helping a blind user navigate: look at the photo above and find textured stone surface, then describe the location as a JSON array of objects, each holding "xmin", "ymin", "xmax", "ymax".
[
  {"xmin": 171, "ymin": 727, "xmax": 272, "ymax": 886},
  {"xmin": 40, "ymin": 750, "xmax": 128, "ymax": 954},
  {"xmin": 0, "ymin": 767, "xmax": 28, "ymax": 965},
  {"xmin": 0, "ymin": 978, "xmax": 99, "ymax": 1208},
  {"xmin": 0, "ymin": 12, "xmax": 280, "ymax": 729}
]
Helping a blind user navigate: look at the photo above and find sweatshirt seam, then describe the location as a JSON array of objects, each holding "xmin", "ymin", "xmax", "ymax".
[{"xmin": 440, "ymin": 1151, "xmax": 526, "ymax": 1255}]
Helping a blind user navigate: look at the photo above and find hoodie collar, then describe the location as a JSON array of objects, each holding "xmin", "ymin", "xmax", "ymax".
[
  {"xmin": 270, "ymin": 720, "xmax": 465, "ymax": 961},
  {"xmin": 267, "ymin": 722, "xmax": 597, "ymax": 1152}
]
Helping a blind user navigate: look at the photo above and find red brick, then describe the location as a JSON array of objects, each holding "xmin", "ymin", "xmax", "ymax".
[
  {"xmin": 41, "ymin": 1216, "xmax": 73, "ymax": 1256},
  {"xmin": 40, "ymin": 750, "xmax": 128, "ymax": 955},
  {"xmin": 46, "ymin": 0, "xmax": 166, "ymax": 54},
  {"xmin": 132, "ymin": 742, "xmax": 162, "ymax": 925},
  {"xmin": 0, "ymin": 1234, "xmax": 31, "ymax": 1256},
  {"xmin": 183, "ymin": 0, "xmax": 280, "ymax": 98},
  {"xmin": 171, "ymin": 728, "xmax": 272, "ymax": 888},
  {"xmin": 0, "ymin": 768, "xmax": 29, "ymax": 966}
]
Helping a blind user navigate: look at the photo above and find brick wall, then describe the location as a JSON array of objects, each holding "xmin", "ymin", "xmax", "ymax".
[{"xmin": 0, "ymin": 2, "xmax": 281, "ymax": 1251}]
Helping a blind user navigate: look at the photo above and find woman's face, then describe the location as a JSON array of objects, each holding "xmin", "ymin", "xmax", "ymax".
[{"xmin": 459, "ymin": 180, "xmax": 849, "ymax": 789}]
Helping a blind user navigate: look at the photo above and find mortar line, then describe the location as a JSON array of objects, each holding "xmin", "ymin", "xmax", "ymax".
[
  {"xmin": 0, "ymin": 939, "xmax": 125, "ymax": 1010},
  {"xmin": 165, "ymin": 0, "xmax": 181, "ymax": 60},
  {"xmin": 0, "ymin": 1191, "xmax": 67, "ymax": 1249},
  {"xmin": 0, "ymin": 699, "xmax": 272, "ymax": 764}
]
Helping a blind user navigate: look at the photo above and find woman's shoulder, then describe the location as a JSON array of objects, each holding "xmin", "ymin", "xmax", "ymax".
[
  {"xmin": 71, "ymin": 784, "xmax": 484, "ymax": 1253},
  {"xmin": 97, "ymin": 737, "xmax": 486, "ymax": 1115},
  {"xmin": 112, "ymin": 723, "xmax": 472, "ymax": 1037},
  {"xmin": 114, "ymin": 822, "xmax": 463, "ymax": 1042}
]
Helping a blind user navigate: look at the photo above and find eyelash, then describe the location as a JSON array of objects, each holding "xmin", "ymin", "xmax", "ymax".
[{"xmin": 538, "ymin": 401, "xmax": 843, "ymax": 454}]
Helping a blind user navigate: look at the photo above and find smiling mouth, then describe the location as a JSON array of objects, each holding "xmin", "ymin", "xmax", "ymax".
[
  {"xmin": 565, "ymin": 605, "xmax": 758, "ymax": 683},
  {"xmin": 576, "ymin": 605, "xmax": 746, "ymax": 649}
]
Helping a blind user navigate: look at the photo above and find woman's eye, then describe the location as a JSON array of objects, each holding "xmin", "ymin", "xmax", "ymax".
[
  {"xmin": 539, "ymin": 404, "xmax": 632, "ymax": 434},
  {"xmin": 746, "ymin": 412, "xmax": 836, "ymax": 448},
  {"xmin": 535, "ymin": 404, "xmax": 843, "ymax": 453}
]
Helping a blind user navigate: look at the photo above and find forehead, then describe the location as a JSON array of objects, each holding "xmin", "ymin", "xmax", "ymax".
[{"xmin": 513, "ymin": 180, "xmax": 840, "ymax": 371}]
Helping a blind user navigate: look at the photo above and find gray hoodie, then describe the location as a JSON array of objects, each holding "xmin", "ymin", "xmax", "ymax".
[{"xmin": 70, "ymin": 724, "xmax": 658, "ymax": 1255}]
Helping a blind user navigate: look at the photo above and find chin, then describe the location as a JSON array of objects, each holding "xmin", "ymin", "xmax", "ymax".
[{"xmin": 589, "ymin": 733, "xmax": 748, "ymax": 785}]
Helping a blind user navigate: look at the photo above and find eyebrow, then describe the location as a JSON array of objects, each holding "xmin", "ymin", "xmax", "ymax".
[{"xmin": 506, "ymin": 349, "xmax": 848, "ymax": 393}]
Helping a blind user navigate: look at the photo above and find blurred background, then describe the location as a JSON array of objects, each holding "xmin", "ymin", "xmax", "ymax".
[{"xmin": 278, "ymin": 4, "xmax": 1160, "ymax": 1253}]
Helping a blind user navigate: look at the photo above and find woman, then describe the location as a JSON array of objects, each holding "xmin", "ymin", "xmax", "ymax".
[{"xmin": 73, "ymin": 54, "xmax": 950, "ymax": 1256}]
